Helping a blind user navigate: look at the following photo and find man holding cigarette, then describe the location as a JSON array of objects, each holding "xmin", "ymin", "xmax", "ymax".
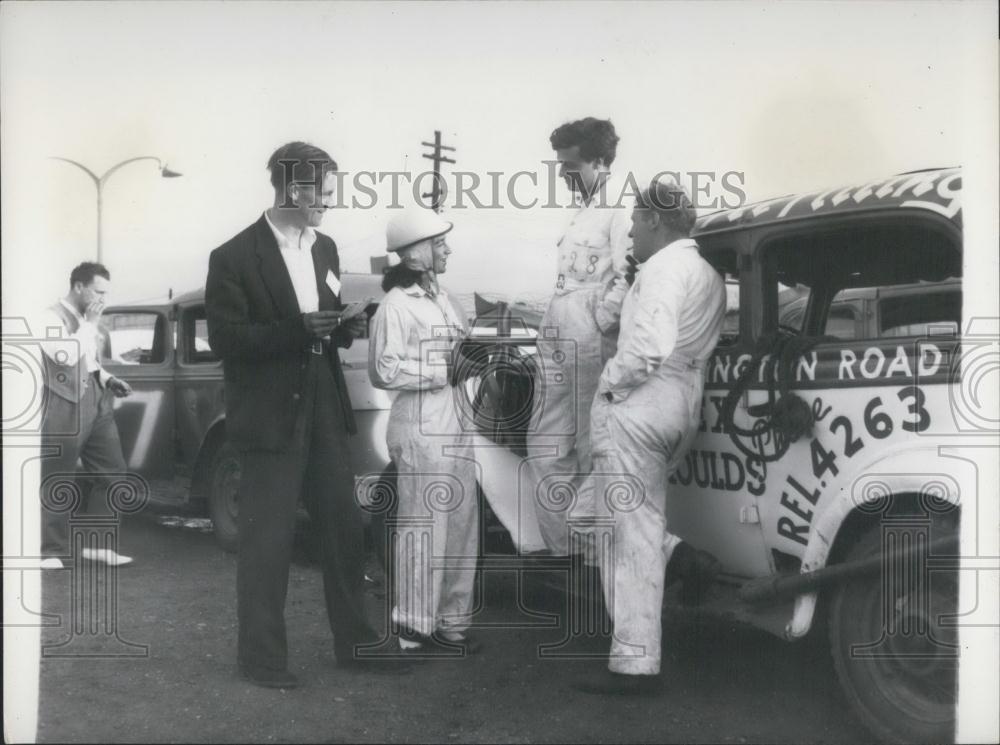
[{"xmin": 206, "ymin": 141, "xmax": 383, "ymax": 689}]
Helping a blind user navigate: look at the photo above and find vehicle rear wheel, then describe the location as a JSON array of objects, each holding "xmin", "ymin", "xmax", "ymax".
[
  {"xmin": 206, "ymin": 440, "xmax": 241, "ymax": 553},
  {"xmin": 828, "ymin": 521, "xmax": 958, "ymax": 743}
]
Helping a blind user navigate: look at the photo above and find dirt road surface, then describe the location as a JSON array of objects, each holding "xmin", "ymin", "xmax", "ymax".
[{"xmin": 36, "ymin": 512, "xmax": 869, "ymax": 743}]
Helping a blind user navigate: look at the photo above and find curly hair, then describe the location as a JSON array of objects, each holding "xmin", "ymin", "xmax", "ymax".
[{"xmin": 549, "ymin": 117, "xmax": 620, "ymax": 166}]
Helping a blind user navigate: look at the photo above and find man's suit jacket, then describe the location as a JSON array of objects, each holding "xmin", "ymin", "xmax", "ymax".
[{"xmin": 205, "ymin": 214, "xmax": 358, "ymax": 451}]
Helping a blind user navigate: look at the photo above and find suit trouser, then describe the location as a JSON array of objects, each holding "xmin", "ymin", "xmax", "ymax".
[
  {"xmin": 40, "ymin": 374, "xmax": 128, "ymax": 557},
  {"xmin": 236, "ymin": 353, "xmax": 370, "ymax": 672}
]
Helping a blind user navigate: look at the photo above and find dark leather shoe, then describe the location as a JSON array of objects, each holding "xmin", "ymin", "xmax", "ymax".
[
  {"xmin": 665, "ymin": 542, "xmax": 721, "ymax": 606},
  {"xmin": 395, "ymin": 630, "xmax": 464, "ymax": 659},
  {"xmin": 239, "ymin": 665, "xmax": 299, "ymax": 689},
  {"xmin": 571, "ymin": 670, "xmax": 663, "ymax": 696}
]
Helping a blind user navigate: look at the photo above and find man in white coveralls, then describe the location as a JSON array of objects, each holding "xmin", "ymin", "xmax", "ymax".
[
  {"xmin": 527, "ymin": 117, "xmax": 632, "ymax": 556},
  {"xmin": 573, "ymin": 176, "xmax": 727, "ymax": 695}
]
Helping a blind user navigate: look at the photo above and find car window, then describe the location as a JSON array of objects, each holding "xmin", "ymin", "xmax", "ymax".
[
  {"xmin": 824, "ymin": 303, "xmax": 858, "ymax": 339},
  {"xmin": 100, "ymin": 311, "xmax": 167, "ymax": 364},
  {"xmin": 181, "ymin": 306, "xmax": 219, "ymax": 364},
  {"xmin": 880, "ymin": 289, "xmax": 961, "ymax": 337}
]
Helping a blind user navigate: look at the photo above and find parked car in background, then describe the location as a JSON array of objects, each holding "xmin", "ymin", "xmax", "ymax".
[
  {"xmin": 99, "ymin": 272, "xmax": 390, "ymax": 551},
  {"xmin": 779, "ymin": 277, "xmax": 961, "ymax": 339}
]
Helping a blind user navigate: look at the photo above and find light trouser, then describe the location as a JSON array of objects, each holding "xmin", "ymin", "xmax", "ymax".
[
  {"xmin": 588, "ymin": 363, "xmax": 705, "ymax": 675},
  {"xmin": 527, "ymin": 286, "xmax": 617, "ymax": 555},
  {"xmin": 388, "ymin": 385, "xmax": 479, "ymax": 638},
  {"xmin": 40, "ymin": 373, "xmax": 128, "ymax": 557}
]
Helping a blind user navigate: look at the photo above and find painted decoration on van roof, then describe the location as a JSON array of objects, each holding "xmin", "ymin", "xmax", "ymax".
[{"xmin": 695, "ymin": 167, "xmax": 961, "ymax": 233}]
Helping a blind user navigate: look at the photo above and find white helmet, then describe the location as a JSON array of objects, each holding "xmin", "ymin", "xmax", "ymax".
[{"xmin": 386, "ymin": 208, "xmax": 453, "ymax": 253}]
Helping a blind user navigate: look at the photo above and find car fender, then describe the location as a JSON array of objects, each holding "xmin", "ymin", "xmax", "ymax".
[
  {"xmin": 191, "ymin": 414, "xmax": 229, "ymax": 489},
  {"xmin": 784, "ymin": 444, "xmax": 963, "ymax": 639}
]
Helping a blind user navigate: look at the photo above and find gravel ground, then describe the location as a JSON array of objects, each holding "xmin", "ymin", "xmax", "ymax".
[{"xmin": 36, "ymin": 512, "xmax": 870, "ymax": 744}]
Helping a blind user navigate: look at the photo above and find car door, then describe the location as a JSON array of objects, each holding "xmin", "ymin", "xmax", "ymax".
[
  {"xmin": 173, "ymin": 301, "xmax": 225, "ymax": 475},
  {"xmin": 99, "ymin": 306, "xmax": 176, "ymax": 479}
]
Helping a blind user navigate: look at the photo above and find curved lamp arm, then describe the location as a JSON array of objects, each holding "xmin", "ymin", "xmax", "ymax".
[
  {"xmin": 49, "ymin": 155, "xmax": 178, "ymax": 188},
  {"xmin": 98, "ymin": 156, "xmax": 167, "ymax": 185},
  {"xmin": 48, "ymin": 156, "xmax": 101, "ymax": 188}
]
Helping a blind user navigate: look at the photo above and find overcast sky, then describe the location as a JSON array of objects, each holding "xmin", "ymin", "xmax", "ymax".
[{"xmin": 1, "ymin": 0, "xmax": 997, "ymax": 309}]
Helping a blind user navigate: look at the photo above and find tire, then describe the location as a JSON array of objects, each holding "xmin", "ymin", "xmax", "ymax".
[
  {"xmin": 828, "ymin": 519, "xmax": 958, "ymax": 743},
  {"xmin": 206, "ymin": 439, "xmax": 242, "ymax": 553}
]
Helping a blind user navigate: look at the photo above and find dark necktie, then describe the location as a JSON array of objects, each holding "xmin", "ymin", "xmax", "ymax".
[{"xmin": 625, "ymin": 254, "xmax": 640, "ymax": 287}]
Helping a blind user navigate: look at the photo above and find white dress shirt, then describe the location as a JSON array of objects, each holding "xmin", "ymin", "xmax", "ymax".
[
  {"xmin": 38, "ymin": 299, "xmax": 113, "ymax": 386},
  {"xmin": 264, "ymin": 209, "xmax": 320, "ymax": 314},
  {"xmin": 599, "ymin": 238, "xmax": 726, "ymax": 402}
]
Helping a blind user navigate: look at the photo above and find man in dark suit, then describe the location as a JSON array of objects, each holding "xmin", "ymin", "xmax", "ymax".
[{"xmin": 206, "ymin": 142, "xmax": 392, "ymax": 689}]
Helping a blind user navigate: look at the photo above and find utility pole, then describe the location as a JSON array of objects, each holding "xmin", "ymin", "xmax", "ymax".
[{"xmin": 420, "ymin": 130, "xmax": 456, "ymax": 212}]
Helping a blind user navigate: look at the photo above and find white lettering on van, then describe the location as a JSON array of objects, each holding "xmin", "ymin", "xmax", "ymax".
[
  {"xmin": 918, "ymin": 343, "xmax": 943, "ymax": 377},
  {"xmin": 860, "ymin": 347, "xmax": 886, "ymax": 379},
  {"xmin": 839, "ymin": 349, "xmax": 857, "ymax": 380},
  {"xmin": 734, "ymin": 353, "xmax": 752, "ymax": 380},
  {"xmin": 712, "ymin": 356, "xmax": 732, "ymax": 384},
  {"xmin": 796, "ymin": 352, "xmax": 817, "ymax": 382},
  {"xmin": 886, "ymin": 346, "xmax": 914, "ymax": 378}
]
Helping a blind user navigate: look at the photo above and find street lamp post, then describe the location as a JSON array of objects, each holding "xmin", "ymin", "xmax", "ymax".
[{"xmin": 49, "ymin": 156, "xmax": 183, "ymax": 263}]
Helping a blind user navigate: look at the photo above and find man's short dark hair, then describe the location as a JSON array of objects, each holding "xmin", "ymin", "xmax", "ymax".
[
  {"xmin": 549, "ymin": 118, "xmax": 620, "ymax": 166},
  {"xmin": 636, "ymin": 177, "xmax": 697, "ymax": 236},
  {"xmin": 267, "ymin": 141, "xmax": 338, "ymax": 194},
  {"xmin": 69, "ymin": 262, "xmax": 110, "ymax": 288}
]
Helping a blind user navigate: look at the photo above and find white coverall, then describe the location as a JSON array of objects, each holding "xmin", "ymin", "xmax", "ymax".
[
  {"xmin": 527, "ymin": 177, "xmax": 632, "ymax": 555},
  {"xmin": 368, "ymin": 284, "xmax": 479, "ymax": 638},
  {"xmin": 590, "ymin": 237, "xmax": 726, "ymax": 675}
]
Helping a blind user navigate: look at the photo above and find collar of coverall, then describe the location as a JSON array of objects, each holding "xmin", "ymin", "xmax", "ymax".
[{"xmin": 400, "ymin": 281, "xmax": 446, "ymax": 299}]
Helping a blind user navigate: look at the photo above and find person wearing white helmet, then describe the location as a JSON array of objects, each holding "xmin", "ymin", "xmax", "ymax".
[
  {"xmin": 528, "ymin": 117, "xmax": 632, "ymax": 557},
  {"xmin": 573, "ymin": 176, "xmax": 726, "ymax": 695},
  {"xmin": 368, "ymin": 208, "xmax": 482, "ymax": 654}
]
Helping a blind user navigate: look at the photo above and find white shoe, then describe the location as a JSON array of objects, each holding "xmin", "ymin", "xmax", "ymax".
[
  {"xmin": 81, "ymin": 548, "xmax": 134, "ymax": 567},
  {"xmin": 40, "ymin": 557, "xmax": 64, "ymax": 570}
]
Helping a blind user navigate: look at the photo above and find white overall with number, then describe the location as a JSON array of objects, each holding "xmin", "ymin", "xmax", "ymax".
[{"xmin": 527, "ymin": 181, "xmax": 632, "ymax": 555}]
